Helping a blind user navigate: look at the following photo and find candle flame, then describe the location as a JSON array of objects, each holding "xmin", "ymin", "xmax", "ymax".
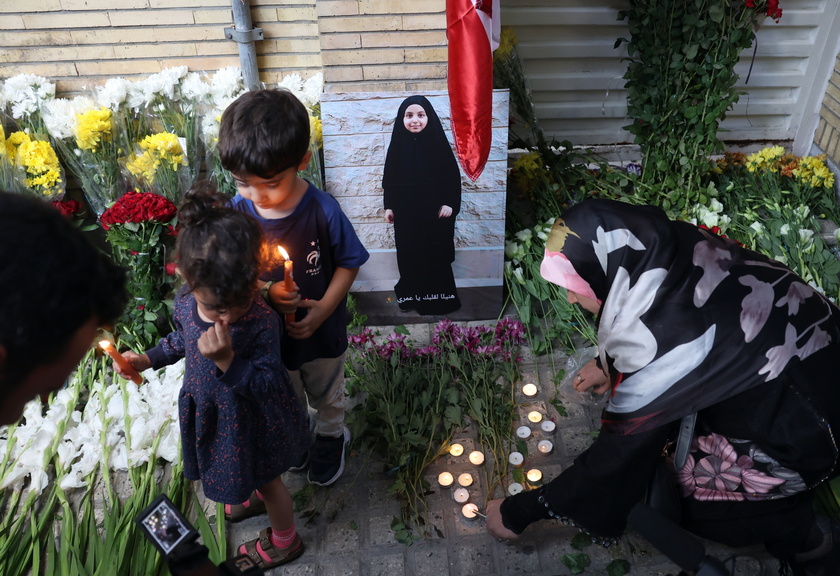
[
  {"xmin": 278, "ymin": 246, "xmax": 290, "ymax": 260},
  {"xmin": 98, "ymin": 340, "xmax": 112, "ymax": 350}
]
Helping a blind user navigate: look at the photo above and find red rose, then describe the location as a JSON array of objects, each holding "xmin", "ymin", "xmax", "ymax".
[
  {"xmin": 165, "ymin": 262, "xmax": 178, "ymax": 276},
  {"xmin": 137, "ymin": 305, "xmax": 145, "ymax": 311},
  {"xmin": 52, "ymin": 199, "xmax": 82, "ymax": 218},
  {"xmin": 100, "ymin": 192, "xmax": 177, "ymax": 229}
]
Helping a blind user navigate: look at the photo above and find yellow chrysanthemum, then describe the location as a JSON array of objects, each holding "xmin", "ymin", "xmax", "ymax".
[
  {"xmin": 16, "ymin": 138, "xmax": 62, "ymax": 198},
  {"xmin": 74, "ymin": 108, "xmax": 113, "ymax": 151},
  {"xmin": 793, "ymin": 155, "xmax": 835, "ymax": 189},
  {"xmin": 309, "ymin": 115, "xmax": 322, "ymax": 149},
  {"xmin": 745, "ymin": 145, "xmax": 785, "ymax": 173},
  {"xmin": 138, "ymin": 132, "xmax": 184, "ymax": 171},
  {"xmin": 126, "ymin": 150, "xmax": 160, "ymax": 184},
  {"xmin": 5, "ymin": 131, "xmax": 31, "ymax": 161}
]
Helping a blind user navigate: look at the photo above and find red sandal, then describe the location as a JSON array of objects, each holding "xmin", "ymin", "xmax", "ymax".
[
  {"xmin": 224, "ymin": 491, "xmax": 266, "ymax": 522},
  {"xmin": 238, "ymin": 528, "xmax": 304, "ymax": 569}
]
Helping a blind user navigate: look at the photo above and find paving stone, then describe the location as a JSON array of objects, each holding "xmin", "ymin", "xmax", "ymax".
[
  {"xmin": 450, "ymin": 538, "xmax": 497, "ymax": 576},
  {"xmin": 368, "ymin": 552, "xmax": 406, "ymax": 576},
  {"xmin": 324, "ymin": 519, "xmax": 362, "ymax": 554},
  {"xmin": 408, "ymin": 542, "xmax": 450, "ymax": 576}
]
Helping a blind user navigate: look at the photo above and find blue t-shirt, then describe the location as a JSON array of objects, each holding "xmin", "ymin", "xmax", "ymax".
[{"xmin": 230, "ymin": 183, "xmax": 369, "ymax": 370}]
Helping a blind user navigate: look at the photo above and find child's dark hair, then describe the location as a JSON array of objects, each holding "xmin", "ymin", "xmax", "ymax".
[
  {"xmin": 176, "ymin": 181, "xmax": 266, "ymax": 309},
  {"xmin": 218, "ymin": 89, "xmax": 310, "ymax": 178}
]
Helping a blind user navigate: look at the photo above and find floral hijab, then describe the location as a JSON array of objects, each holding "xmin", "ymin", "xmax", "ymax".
[{"xmin": 542, "ymin": 199, "xmax": 840, "ymax": 435}]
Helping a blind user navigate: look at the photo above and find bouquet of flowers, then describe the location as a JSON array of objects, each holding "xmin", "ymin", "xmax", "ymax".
[
  {"xmin": 200, "ymin": 67, "xmax": 246, "ymax": 196},
  {"xmin": 100, "ymin": 191, "xmax": 178, "ymax": 351},
  {"xmin": 123, "ymin": 131, "xmax": 189, "ymax": 205},
  {"xmin": 0, "ymin": 126, "xmax": 65, "ymax": 200},
  {"xmin": 42, "ymin": 97, "xmax": 127, "ymax": 215}
]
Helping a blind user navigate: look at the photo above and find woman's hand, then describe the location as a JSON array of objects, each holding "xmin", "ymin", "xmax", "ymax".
[
  {"xmin": 438, "ymin": 205, "xmax": 453, "ymax": 218},
  {"xmin": 385, "ymin": 209, "xmax": 395, "ymax": 223},
  {"xmin": 573, "ymin": 358, "xmax": 611, "ymax": 395},
  {"xmin": 486, "ymin": 498, "xmax": 520, "ymax": 542}
]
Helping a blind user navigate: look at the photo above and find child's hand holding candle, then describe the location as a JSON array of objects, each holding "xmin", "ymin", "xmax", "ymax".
[{"xmin": 99, "ymin": 340, "xmax": 144, "ymax": 385}]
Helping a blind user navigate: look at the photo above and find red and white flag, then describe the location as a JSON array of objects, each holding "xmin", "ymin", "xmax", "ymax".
[{"xmin": 446, "ymin": 0, "xmax": 500, "ymax": 181}]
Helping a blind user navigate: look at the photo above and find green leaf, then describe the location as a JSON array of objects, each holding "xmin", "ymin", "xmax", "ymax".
[
  {"xmin": 561, "ymin": 552, "xmax": 591, "ymax": 574},
  {"xmin": 571, "ymin": 531, "xmax": 593, "ymax": 549},
  {"xmin": 395, "ymin": 325, "xmax": 410, "ymax": 336},
  {"xmin": 607, "ymin": 559, "xmax": 631, "ymax": 576}
]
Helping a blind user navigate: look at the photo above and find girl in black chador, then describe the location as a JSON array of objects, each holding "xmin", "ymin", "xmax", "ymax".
[{"xmin": 383, "ymin": 95, "xmax": 462, "ymax": 315}]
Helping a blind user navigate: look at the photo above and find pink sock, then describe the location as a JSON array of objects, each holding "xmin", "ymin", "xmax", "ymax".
[
  {"xmin": 270, "ymin": 525, "xmax": 298, "ymax": 549},
  {"xmin": 255, "ymin": 490, "xmax": 264, "ymax": 501}
]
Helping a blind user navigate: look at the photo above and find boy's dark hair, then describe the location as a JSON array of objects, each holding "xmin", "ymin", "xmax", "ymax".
[
  {"xmin": 0, "ymin": 192, "xmax": 128, "ymax": 394},
  {"xmin": 218, "ymin": 89, "xmax": 310, "ymax": 178},
  {"xmin": 176, "ymin": 181, "xmax": 266, "ymax": 309}
]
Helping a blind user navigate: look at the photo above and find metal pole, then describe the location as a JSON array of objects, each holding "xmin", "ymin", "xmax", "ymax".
[{"xmin": 225, "ymin": 0, "xmax": 263, "ymax": 91}]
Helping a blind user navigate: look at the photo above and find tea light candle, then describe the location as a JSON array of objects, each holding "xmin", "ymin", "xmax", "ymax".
[
  {"xmin": 527, "ymin": 410, "xmax": 543, "ymax": 423},
  {"xmin": 508, "ymin": 482, "xmax": 524, "ymax": 495},
  {"xmin": 449, "ymin": 443, "xmax": 464, "ymax": 457},
  {"xmin": 526, "ymin": 468, "xmax": 543, "ymax": 486},
  {"xmin": 537, "ymin": 440, "xmax": 554, "ymax": 455},
  {"xmin": 457, "ymin": 473, "xmax": 473, "ymax": 487},
  {"xmin": 516, "ymin": 426, "xmax": 531, "ymax": 439},
  {"xmin": 508, "ymin": 451, "xmax": 524, "ymax": 468},
  {"xmin": 438, "ymin": 472, "xmax": 454, "ymax": 488},
  {"xmin": 468, "ymin": 450, "xmax": 485, "ymax": 467},
  {"xmin": 541, "ymin": 420, "xmax": 556, "ymax": 435},
  {"xmin": 453, "ymin": 487, "xmax": 470, "ymax": 503},
  {"xmin": 462, "ymin": 503, "xmax": 479, "ymax": 520},
  {"xmin": 522, "ymin": 383, "xmax": 538, "ymax": 397}
]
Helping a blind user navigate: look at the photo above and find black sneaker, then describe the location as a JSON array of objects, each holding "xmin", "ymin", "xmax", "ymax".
[
  {"xmin": 288, "ymin": 448, "xmax": 309, "ymax": 472},
  {"xmin": 308, "ymin": 425, "xmax": 350, "ymax": 486}
]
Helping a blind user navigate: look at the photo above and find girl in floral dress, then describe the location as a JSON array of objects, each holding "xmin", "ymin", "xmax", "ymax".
[{"xmin": 117, "ymin": 184, "xmax": 310, "ymax": 569}]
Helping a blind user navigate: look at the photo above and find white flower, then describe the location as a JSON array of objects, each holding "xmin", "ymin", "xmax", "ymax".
[
  {"xmin": 780, "ymin": 224, "xmax": 790, "ymax": 236},
  {"xmin": 300, "ymin": 73, "xmax": 324, "ymax": 108},
  {"xmin": 3, "ymin": 73, "xmax": 55, "ymax": 120},
  {"xmin": 708, "ymin": 198, "xmax": 724, "ymax": 213},
  {"xmin": 95, "ymin": 77, "xmax": 131, "ymax": 111},
  {"xmin": 209, "ymin": 66, "xmax": 245, "ymax": 106},
  {"xmin": 798, "ymin": 228, "xmax": 814, "ymax": 243},
  {"xmin": 513, "ymin": 266, "xmax": 526, "ymax": 285},
  {"xmin": 750, "ymin": 221, "xmax": 765, "ymax": 235},
  {"xmin": 41, "ymin": 96, "xmax": 96, "ymax": 140},
  {"xmin": 515, "ymin": 228, "xmax": 533, "ymax": 243}
]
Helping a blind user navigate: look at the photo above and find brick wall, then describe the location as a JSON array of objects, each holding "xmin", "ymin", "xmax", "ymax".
[
  {"xmin": 0, "ymin": 0, "xmax": 322, "ymax": 96},
  {"xmin": 1, "ymin": 0, "xmax": 447, "ymax": 97},
  {"xmin": 815, "ymin": 52, "xmax": 840, "ymax": 166}
]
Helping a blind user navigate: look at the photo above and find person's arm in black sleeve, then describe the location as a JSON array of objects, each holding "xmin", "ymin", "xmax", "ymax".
[{"xmin": 499, "ymin": 424, "xmax": 672, "ymax": 538}]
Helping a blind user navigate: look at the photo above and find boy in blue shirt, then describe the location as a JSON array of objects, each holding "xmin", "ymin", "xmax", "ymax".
[{"xmin": 219, "ymin": 89, "xmax": 369, "ymax": 486}]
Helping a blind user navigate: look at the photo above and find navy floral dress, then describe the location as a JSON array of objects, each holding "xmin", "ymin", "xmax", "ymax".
[{"xmin": 146, "ymin": 291, "xmax": 310, "ymax": 504}]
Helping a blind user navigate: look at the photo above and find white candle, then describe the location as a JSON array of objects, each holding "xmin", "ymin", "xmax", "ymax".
[
  {"xmin": 541, "ymin": 420, "xmax": 556, "ymax": 435},
  {"xmin": 438, "ymin": 471, "xmax": 454, "ymax": 488},
  {"xmin": 527, "ymin": 410, "xmax": 543, "ymax": 423},
  {"xmin": 462, "ymin": 503, "xmax": 479, "ymax": 520},
  {"xmin": 522, "ymin": 383, "xmax": 538, "ymax": 397},
  {"xmin": 516, "ymin": 425, "xmax": 531, "ymax": 439},
  {"xmin": 538, "ymin": 440, "xmax": 554, "ymax": 455},
  {"xmin": 526, "ymin": 468, "xmax": 543, "ymax": 486},
  {"xmin": 508, "ymin": 451, "xmax": 524, "ymax": 468},
  {"xmin": 453, "ymin": 487, "xmax": 470, "ymax": 503},
  {"xmin": 449, "ymin": 443, "xmax": 464, "ymax": 457},
  {"xmin": 457, "ymin": 473, "xmax": 473, "ymax": 487},
  {"xmin": 508, "ymin": 482, "xmax": 524, "ymax": 495},
  {"xmin": 468, "ymin": 450, "xmax": 485, "ymax": 467}
]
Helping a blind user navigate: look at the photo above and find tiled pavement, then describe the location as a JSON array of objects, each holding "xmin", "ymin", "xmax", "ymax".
[{"xmin": 225, "ymin": 322, "xmax": 780, "ymax": 576}]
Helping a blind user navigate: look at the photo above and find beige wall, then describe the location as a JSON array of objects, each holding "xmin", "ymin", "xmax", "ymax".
[
  {"xmin": 0, "ymin": 0, "xmax": 447, "ymax": 97},
  {"xmin": 815, "ymin": 52, "xmax": 840, "ymax": 167}
]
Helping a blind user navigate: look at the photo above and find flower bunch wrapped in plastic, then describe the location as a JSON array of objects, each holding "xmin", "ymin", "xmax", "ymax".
[
  {"xmin": 124, "ymin": 131, "xmax": 189, "ymax": 205},
  {"xmin": 100, "ymin": 191, "xmax": 178, "ymax": 350},
  {"xmin": 1, "ymin": 73, "xmax": 55, "ymax": 135},
  {"xmin": 42, "ymin": 97, "xmax": 127, "ymax": 215},
  {"xmin": 0, "ymin": 127, "xmax": 64, "ymax": 200}
]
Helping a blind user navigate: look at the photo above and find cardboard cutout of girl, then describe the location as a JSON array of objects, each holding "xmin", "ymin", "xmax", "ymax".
[{"xmin": 383, "ymin": 95, "xmax": 462, "ymax": 315}]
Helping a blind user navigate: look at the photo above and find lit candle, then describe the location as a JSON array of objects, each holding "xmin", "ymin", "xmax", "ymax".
[
  {"xmin": 516, "ymin": 426, "xmax": 531, "ymax": 439},
  {"xmin": 508, "ymin": 451, "xmax": 524, "ymax": 468},
  {"xmin": 541, "ymin": 420, "xmax": 556, "ymax": 435},
  {"xmin": 522, "ymin": 383, "xmax": 538, "ymax": 397},
  {"xmin": 461, "ymin": 503, "xmax": 482, "ymax": 520},
  {"xmin": 453, "ymin": 487, "xmax": 470, "ymax": 503},
  {"xmin": 526, "ymin": 468, "xmax": 543, "ymax": 487},
  {"xmin": 468, "ymin": 450, "xmax": 485, "ymax": 467},
  {"xmin": 438, "ymin": 472, "xmax": 454, "ymax": 488},
  {"xmin": 277, "ymin": 246, "xmax": 295, "ymax": 324},
  {"xmin": 98, "ymin": 340, "xmax": 143, "ymax": 385},
  {"xmin": 537, "ymin": 440, "xmax": 554, "ymax": 455},
  {"xmin": 449, "ymin": 443, "xmax": 464, "ymax": 457},
  {"xmin": 508, "ymin": 482, "xmax": 524, "ymax": 495},
  {"xmin": 457, "ymin": 473, "xmax": 473, "ymax": 487},
  {"xmin": 527, "ymin": 411, "xmax": 543, "ymax": 423}
]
